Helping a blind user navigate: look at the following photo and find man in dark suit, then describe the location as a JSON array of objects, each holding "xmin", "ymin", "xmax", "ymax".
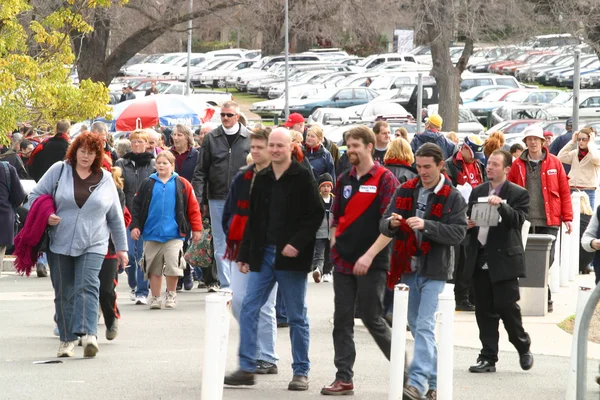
[{"xmin": 466, "ymin": 149, "xmax": 534, "ymax": 374}]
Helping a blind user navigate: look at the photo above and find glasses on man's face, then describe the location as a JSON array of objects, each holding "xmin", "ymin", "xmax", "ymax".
[
  {"xmin": 220, "ymin": 113, "xmax": 237, "ymax": 118},
  {"xmin": 578, "ymin": 137, "xmax": 589, "ymax": 142}
]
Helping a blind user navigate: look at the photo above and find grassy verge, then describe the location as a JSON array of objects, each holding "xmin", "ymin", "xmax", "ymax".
[{"xmin": 558, "ymin": 305, "xmax": 600, "ymax": 344}]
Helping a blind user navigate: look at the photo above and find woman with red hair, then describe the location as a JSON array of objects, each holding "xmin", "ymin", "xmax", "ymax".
[{"xmin": 28, "ymin": 132, "xmax": 128, "ymax": 359}]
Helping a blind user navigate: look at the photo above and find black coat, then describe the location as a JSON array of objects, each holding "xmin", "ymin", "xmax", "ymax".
[
  {"xmin": 466, "ymin": 181, "xmax": 529, "ymax": 283},
  {"xmin": 237, "ymin": 160, "xmax": 324, "ymax": 273},
  {"xmin": 0, "ymin": 162, "xmax": 26, "ymax": 245},
  {"xmin": 0, "ymin": 149, "xmax": 29, "ymax": 179},
  {"xmin": 114, "ymin": 152, "xmax": 156, "ymax": 212},
  {"xmin": 173, "ymin": 146, "xmax": 199, "ymax": 182}
]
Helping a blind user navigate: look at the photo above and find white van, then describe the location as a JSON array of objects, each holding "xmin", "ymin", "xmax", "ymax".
[
  {"xmin": 355, "ymin": 53, "xmax": 418, "ymax": 70},
  {"xmin": 460, "ymin": 73, "xmax": 520, "ymax": 92}
]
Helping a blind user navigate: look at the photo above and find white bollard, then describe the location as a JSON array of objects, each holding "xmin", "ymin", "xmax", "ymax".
[
  {"xmin": 550, "ymin": 231, "xmax": 561, "ymax": 293},
  {"xmin": 436, "ymin": 283, "xmax": 455, "ymax": 400},
  {"xmin": 201, "ymin": 291, "xmax": 233, "ymax": 400},
  {"xmin": 569, "ymin": 193, "xmax": 582, "ymax": 282},
  {"xmin": 560, "ymin": 225, "xmax": 571, "ymax": 287},
  {"xmin": 389, "ymin": 284, "xmax": 410, "ymax": 400},
  {"xmin": 566, "ymin": 286, "xmax": 593, "ymax": 400}
]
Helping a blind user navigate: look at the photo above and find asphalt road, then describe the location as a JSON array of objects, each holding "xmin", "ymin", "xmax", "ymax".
[{"xmin": 1, "ymin": 272, "xmax": 599, "ymax": 400}]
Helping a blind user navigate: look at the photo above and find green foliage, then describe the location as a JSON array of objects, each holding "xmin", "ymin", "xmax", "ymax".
[
  {"xmin": 0, "ymin": 0, "xmax": 113, "ymax": 141},
  {"xmin": 190, "ymin": 39, "xmax": 237, "ymax": 53}
]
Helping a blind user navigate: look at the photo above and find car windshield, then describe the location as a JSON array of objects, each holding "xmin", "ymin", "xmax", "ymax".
[
  {"xmin": 504, "ymin": 91, "xmax": 531, "ymax": 102},
  {"xmin": 160, "ymin": 55, "xmax": 183, "ymax": 64},
  {"xmin": 356, "ymin": 55, "xmax": 377, "ymax": 67},
  {"xmin": 550, "ymin": 91, "xmax": 572, "ymax": 104},
  {"xmin": 369, "ymin": 76, "xmax": 394, "ymax": 90},
  {"xmin": 306, "ymin": 89, "xmax": 336, "ymax": 99},
  {"xmin": 516, "ymin": 53, "xmax": 532, "ymax": 62},
  {"xmin": 512, "ymin": 107, "xmax": 545, "ymax": 119},
  {"xmin": 481, "ymin": 89, "xmax": 513, "ymax": 102},
  {"xmin": 392, "ymin": 85, "xmax": 416, "ymax": 100},
  {"xmin": 462, "ymin": 86, "xmax": 489, "ymax": 100},
  {"xmin": 459, "ymin": 109, "xmax": 478, "ymax": 122}
]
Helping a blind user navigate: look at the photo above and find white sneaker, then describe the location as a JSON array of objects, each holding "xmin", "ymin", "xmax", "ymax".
[
  {"xmin": 149, "ymin": 296, "xmax": 162, "ymax": 310},
  {"xmin": 312, "ymin": 269, "xmax": 322, "ymax": 283},
  {"xmin": 323, "ymin": 273, "xmax": 332, "ymax": 283},
  {"xmin": 129, "ymin": 289, "xmax": 136, "ymax": 302},
  {"xmin": 57, "ymin": 341, "xmax": 76, "ymax": 357},
  {"xmin": 164, "ymin": 291, "xmax": 177, "ymax": 309},
  {"xmin": 82, "ymin": 335, "xmax": 99, "ymax": 358},
  {"xmin": 135, "ymin": 296, "xmax": 148, "ymax": 305}
]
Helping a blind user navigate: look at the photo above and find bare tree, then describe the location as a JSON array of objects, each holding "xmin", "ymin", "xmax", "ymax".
[
  {"xmin": 411, "ymin": 0, "xmax": 538, "ymax": 131},
  {"xmin": 65, "ymin": 0, "xmax": 242, "ymax": 85}
]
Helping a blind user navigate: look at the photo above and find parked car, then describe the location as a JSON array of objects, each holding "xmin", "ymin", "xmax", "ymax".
[
  {"xmin": 545, "ymin": 90, "xmax": 600, "ymax": 118},
  {"xmin": 487, "ymin": 119, "xmax": 543, "ymax": 135},
  {"xmin": 460, "ymin": 73, "xmax": 520, "ymax": 91},
  {"xmin": 491, "ymin": 104, "xmax": 556, "ymax": 125},
  {"xmin": 287, "ymin": 87, "xmax": 380, "ymax": 118},
  {"xmin": 197, "ymin": 59, "xmax": 257, "ymax": 87},
  {"xmin": 460, "ymin": 85, "xmax": 513, "ymax": 104},
  {"xmin": 250, "ymin": 87, "xmax": 323, "ymax": 117}
]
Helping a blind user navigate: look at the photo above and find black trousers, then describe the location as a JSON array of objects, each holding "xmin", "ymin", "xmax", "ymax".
[
  {"xmin": 473, "ymin": 264, "xmax": 530, "ymax": 363},
  {"xmin": 452, "ymin": 244, "xmax": 474, "ymax": 303},
  {"xmin": 530, "ymin": 226, "xmax": 559, "ymax": 304},
  {"xmin": 99, "ymin": 258, "xmax": 119, "ymax": 329},
  {"xmin": 332, "ymin": 268, "xmax": 391, "ymax": 382}
]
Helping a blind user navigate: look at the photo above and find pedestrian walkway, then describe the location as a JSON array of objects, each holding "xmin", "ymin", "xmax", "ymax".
[{"xmin": 0, "ymin": 272, "xmax": 598, "ymax": 399}]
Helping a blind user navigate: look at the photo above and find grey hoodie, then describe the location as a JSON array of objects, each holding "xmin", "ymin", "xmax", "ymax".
[{"xmin": 28, "ymin": 161, "xmax": 128, "ymax": 257}]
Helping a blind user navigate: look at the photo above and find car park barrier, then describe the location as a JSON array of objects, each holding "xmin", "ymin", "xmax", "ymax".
[
  {"xmin": 519, "ymin": 234, "xmax": 554, "ymax": 316},
  {"xmin": 576, "ymin": 282, "xmax": 600, "ymax": 400},
  {"xmin": 201, "ymin": 290, "xmax": 233, "ymax": 400},
  {"xmin": 567, "ymin": 286, "xmax": 592, "ymax": 400},
  {"xmin": 389, "ymin": 284, "xmax": 409, "ymax": 400},
  {"xmin": 436, "ymin": 283, "xmax": 455, "ymax": 400}
]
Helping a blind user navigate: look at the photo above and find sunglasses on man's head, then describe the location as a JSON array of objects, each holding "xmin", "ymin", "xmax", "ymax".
[{"xmin": 220, "ymin": 113, "xmax": 237, "ymax": 118}]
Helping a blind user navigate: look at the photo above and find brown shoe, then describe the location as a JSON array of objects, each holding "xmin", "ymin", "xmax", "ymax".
[
  {"xmin": 288, "ymin": 375, "xmax": 309, "ymax": 391},
  {"xmin": 426, "ymin": 389, "xmax": 437, "ymax": 400},
  {"xmin": 403, "ymin": 385, "xmax": 422, "ymax": 400},
  {"xmin": 321, "ymin": 380, "xmax": 354, "ymax": 395},
  {"xmin": 224, "ymin": 370, "xmax": 255, "ymax": 386}
]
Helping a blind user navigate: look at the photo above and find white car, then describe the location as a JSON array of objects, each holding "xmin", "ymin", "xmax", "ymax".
[
  {"xmin": 250, "ymin": 87, "xmax": 323, "ymax": 117},
  {"xmin": 545, "ymin": 90, "xmax": 600, "ymax": 118},
  {"xmin": 198, "ymin": 59, "xmax": 257, "ymax": 87},
  {"xmin": 124, "ymin": 53, "xmax": 188, "ymax": 76}
]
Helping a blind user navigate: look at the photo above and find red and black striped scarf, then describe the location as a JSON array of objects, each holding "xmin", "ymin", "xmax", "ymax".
[
  {"xmin": 224, "ymin": 169, "xmax": 255, "ymax": 261},
  {"xmin": 388, "ymin": 176, "xmax": 453, "ymax": 288}
]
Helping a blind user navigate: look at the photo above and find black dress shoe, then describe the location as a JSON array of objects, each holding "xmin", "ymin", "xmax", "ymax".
[
  {"xmin": 456, "ymin": 300, "xmax": 476, "ymax": 312},
  {"xmin": 519, "ymin": 351, "xmax": 534, "ymax": 371},
  {"xmin": 469, "ymin": 359, "xmax": 496, "ymax": 373}
]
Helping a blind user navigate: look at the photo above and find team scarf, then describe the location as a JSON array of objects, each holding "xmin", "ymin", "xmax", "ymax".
[
  {"xmin": 387, "ymin": 175, "xmax": 453, "ymax": 289},
  {"xmin": 384, "ymin": 158, "xmax": 412, "ymax": 167},
  {"xmin": 224, "ymin": 168, "xmax": 255, "ymax": 261}
]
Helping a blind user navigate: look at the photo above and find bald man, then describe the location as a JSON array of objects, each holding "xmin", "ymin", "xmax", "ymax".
[{"xmin": 225, "ymin": 128, "xmax": 324, "ymax": 391}]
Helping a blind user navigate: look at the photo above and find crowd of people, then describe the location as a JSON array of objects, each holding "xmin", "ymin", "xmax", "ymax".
[{"xmin": 1, "ymin": 103, "xmax": 599, "ymax": 399}]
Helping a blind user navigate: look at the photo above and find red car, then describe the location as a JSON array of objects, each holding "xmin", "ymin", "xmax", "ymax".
[{"xmin": 489, "ymin": 51, "xmax": 546, "ymax": 74}]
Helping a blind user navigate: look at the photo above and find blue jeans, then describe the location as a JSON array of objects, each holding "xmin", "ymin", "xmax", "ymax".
[
  {"xmin": 48, "ymin": 251, "xmax": 105, "ymax": 342},
  {"xmin": 231, "ymin": 260, "xmax": 278, "ymax": 365},
  {"xmin": 402, "ymin": 272, "xmax": 446, "ymax": 394},
  {"xmin": 209, "ymin": 199, "xmax": 230, "ymax": 288},
  {"xmin": 276, "ymin": 287, "xmax": 288, "ymax": 324},
  {"xmin": 238, "ymin": 246, "xmax": 310, "ymax": 375},
  {"xmin": 38, "ymin": 252, "xmax": 47, "ymax": 266},
  {"xmin": 125, "ymin": 227, "xmax": 148, "ymax": 297}
]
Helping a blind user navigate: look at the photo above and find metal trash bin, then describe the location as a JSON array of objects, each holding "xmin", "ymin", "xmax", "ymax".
[{"xmin": 518, "ymin": 234, "xmax": 555, "ymax": 317}]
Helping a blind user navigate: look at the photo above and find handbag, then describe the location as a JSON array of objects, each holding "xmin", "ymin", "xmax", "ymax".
[
  {"xmin": 184, "ymin": 218, "xmax": 214, "ymax": 268},
  {"xmin": 37, "ymin": 163, "xmax": 65, "ymax": 252}
]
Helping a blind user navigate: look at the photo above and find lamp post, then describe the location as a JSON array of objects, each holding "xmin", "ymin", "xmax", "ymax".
[
  {"xmin": 284, "ymin": 0, "xmax": 289, "ymax": 120},
  {"xmin": 185, "ymin": 0, "xmax": 193, "ymax": 96}
]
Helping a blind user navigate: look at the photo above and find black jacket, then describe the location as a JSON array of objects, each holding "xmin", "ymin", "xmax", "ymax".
[
  {"xmin": 28, "ymin": 134, "xmax": 69, "ymax": 182},
  {"xmin": 380, "ymin": 177, "xmax": 468, "ymax": 281},
  {"xmin": 130, "ymin": 177, "xmax": 191, "ymax": 236},
  {"xmin": 0, "ymin": 162, "xmax": 26, "ymax": 246},
  {"xmin": 0, "ymin": 149, "xmax": 29, "ymax": 179},
  {"xmin": 238, "ymin": 160, "xmax": 324, "ymax": 272},
  {"xmin": 465, "ymin": 181, "xmax": 529, "ymax": 283},
  {"xmin": 192, "ymin": 123, "xmax": 250, "ymax": 204},
  {"xmin": 114, "ymin": 152, "xmax": 156, "ymax": 212}
]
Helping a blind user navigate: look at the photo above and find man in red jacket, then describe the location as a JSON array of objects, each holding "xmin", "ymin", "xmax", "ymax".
[{"xmin": 507, "ymin": 125, "xmax": 572, "ymax": 313}]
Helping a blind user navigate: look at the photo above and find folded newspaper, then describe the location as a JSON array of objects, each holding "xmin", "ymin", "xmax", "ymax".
[{"xmin": 471, "ymin": 197, "xmax": 505, "ymax": 227}]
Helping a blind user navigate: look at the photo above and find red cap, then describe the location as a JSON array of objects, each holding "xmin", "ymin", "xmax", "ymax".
[
  {"xmin": 543, "ymin": 131, "xmax": 554, "ymax": 138},
  {"xmin": 284, "ymin": 113, "xmax": 305, "ymax": 128}
]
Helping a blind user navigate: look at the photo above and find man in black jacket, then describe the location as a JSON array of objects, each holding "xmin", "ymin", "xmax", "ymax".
[
  {"xmin": 28, "ymin": 120, "xmax": 71, "ymax": 182},
  {"xmin": 224, "ymin": 128, "xmax": 323, "ymax": 391},
  {"xmin": 466, "ymin": 149, "xmax": 533, "ymax": 374},
  {"xmin": 380, "ymin": 143, "xmax": 467, "ymax": 400},
  {"xmin": 192, "ymin": 101, "xmax": 250, "ymax": 290}
]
